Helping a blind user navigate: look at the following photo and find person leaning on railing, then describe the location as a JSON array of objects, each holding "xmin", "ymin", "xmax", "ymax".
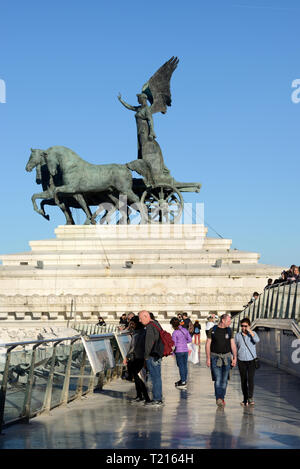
[
  {"xmin": 286, "ymin": 265, "xmax": 300, "ymax": 283},
  {"xmin": 264, "ymin": 278, "xmax": 273, "ymax": 290},
  {"xmin": 243, "ymin": 292, "xmax": 259, "ymax": 308},
  {"xmin": 96, "ymin": 316, "xmax": 106, "ymax": 327}
]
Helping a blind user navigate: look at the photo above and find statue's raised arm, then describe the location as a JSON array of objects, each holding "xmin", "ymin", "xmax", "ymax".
[{"xmin": 117, "ymin": 93, "xmax": 138, "ymax": 112}]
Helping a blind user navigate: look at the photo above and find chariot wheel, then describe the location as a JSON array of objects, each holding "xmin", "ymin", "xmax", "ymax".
[{"xmin": 140, "ymin": 184, "xmax": 184, "ymax": 224}]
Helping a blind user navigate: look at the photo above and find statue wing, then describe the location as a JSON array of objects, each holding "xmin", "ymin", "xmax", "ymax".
[{"xmin": 142, "ymin": 56, "xmax": 179, "ymax": 115}]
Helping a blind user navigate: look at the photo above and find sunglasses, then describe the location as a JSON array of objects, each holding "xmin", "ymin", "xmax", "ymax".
[{"xmin": 241, "ymin": 325, "xmax": 248, "ymax": 327}]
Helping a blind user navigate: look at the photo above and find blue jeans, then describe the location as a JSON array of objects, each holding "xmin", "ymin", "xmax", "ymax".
[
  {"xmin": 175, "ymin": 352, "xmax": 188, "ymax": 382},
  {"xmin": 146, "ymin": 357, "xmax": 162, "ymax": 401},
  {"xmin": 211, "ymin": 355, "xmax": 231, "ymax": 400}
]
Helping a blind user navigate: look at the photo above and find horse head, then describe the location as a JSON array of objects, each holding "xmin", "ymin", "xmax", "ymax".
[
  {"xmin": 25, "ymin": 148, "xmax": 47, "ymax": 172},
  {"xmin": 43, "ymin": 149, "xmax": 59, "ymax": 177}
]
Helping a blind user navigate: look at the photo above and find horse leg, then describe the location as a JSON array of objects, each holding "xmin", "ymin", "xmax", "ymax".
[
  {"xmin": 50, "ymin": 187, "xmax": 79, "ymax": 224},
  {"xmin": 63, "ymin": 203, "xmax": 75, "ymax": 225},
  {"xmin": 31, "ymin": 191, "xmax": 53, "ymax": 218},
  {"xmin": 40, "ymin": 198, "xmax": 75, "ymax": 225},
  {"xmin": 40, "ymin": 199, "xmax": 53, "ymax": 221},
  {"xmin": 71, "ymin": 193, "xmax": 95, "ymax": 225}
]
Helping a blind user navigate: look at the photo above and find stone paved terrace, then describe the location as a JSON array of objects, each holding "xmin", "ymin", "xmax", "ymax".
[{"xmin": 1, "ymin": 346, "xmax": 300, "ymax": 450}]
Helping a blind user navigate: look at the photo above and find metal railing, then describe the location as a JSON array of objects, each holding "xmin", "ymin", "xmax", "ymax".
[
  {"xmin": 232, "ymin": 280, "xmax": 300, "ymax": 334},
  {"xmin": 0, "ymin": 330, "xmax": 127, "ymax": 433},
  {"xmin": 71, "ymin": 322, "xmax": 119, "ymax": 335}
]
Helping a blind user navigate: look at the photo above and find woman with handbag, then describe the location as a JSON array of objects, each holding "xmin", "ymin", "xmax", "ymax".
[{"xmin": 235, "ymin": 317, "xmax": 260, "ymax": 407}]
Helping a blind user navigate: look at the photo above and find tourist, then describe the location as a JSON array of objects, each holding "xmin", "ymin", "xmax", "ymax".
[
  {"xmin": 138, "ymin": 310, "xmax": 164, "ymax": 407},
  {"xmin": 205, "ymin": 313, "xmax": 237, "ymax": 407},
  {"xmin": 125, "ymin": 316, "xmax": 151, "ymax": 404},
  {"xmin": 287, "ymin": 265, "xmax": 299, "ymax": 283},
  {"xmin": 273, "ymin": 270, "xmax": 288, "ymax": 285},
  {"xmin": 249, "ymin": 292, "xmax": 259, "ymax": 305},
  {"xmin": 182, "ymin": 312, "xmax": 194, "ymax": 334},
  {"xmin": 127, "ymin": 312, "xmax": 135, "ymax": 322},
  {"xmin": 96, "ymin": 316, "xmax": 106, "ymax": 326},
  {"xmin": 177, "ymin": 313, "xmax": 185, "ymax": 326},
  {"xmin": 193, "ymin": 320, "xmax": 201, "ymax": 345},
  {"xmin": 235, "ymin": 317, "xmax": 260, "ymax": 406},
  {"xmin": 122, "ymin": 312, "xmax": 136, "ymax": 331},
  {"xmin": 264, "ymin": 279, "xmax": 273, "ymax": 289},
  {"xmin": 170, "ymin": 317, "xmax": 192, "ymax": 389},
  {"xmin": 205, "ymin": 315, "xmax": 215, "ymax": 337},
  {"xmin": 119, "ymin": 313, "xmax": 128, "ymax": 330}
]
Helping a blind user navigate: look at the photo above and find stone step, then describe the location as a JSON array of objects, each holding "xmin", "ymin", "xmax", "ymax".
[
  {"xmin": 27, "ymin": 238, "xmax": 232, "ymax": 252},
  {"xmin": 54, "ymin": 224, "xmax": 208, "ymax": 239},
  {"xmin": 0, "ymin": 249, "xmax": 259, "ymax": 266}
]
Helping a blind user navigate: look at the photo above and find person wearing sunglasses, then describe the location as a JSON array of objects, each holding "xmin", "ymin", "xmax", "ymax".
[{"xmin": 235, "ymin": 318, "xmax": 260, "ymax": 406}]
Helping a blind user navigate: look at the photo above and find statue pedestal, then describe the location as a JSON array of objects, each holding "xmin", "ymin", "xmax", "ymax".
[{"xmin": 0, "ymin": 224, "xmax": 282, "ymax": 332}]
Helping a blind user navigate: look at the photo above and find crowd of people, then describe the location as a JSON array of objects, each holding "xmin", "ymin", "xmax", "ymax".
[
  {"xmin": 240, "ymin": 264, "xmax": 300, "ymax": 310},
  {"xmin": 118, "ymin": 310, "xmax": 259, "ymax": 409},
  {"xmin": 265, "ymin": 264, "xmax": 300, "ymax": 289}
]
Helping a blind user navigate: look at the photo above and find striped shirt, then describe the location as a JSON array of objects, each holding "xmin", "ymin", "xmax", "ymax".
[{"xmin": 235, "ymin": 331, "xmax": 260, "ymax": 361}]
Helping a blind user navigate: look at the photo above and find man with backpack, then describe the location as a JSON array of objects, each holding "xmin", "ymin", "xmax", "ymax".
[
  {"xmin": 205, "ymin": 313, "xmax": 237, "ymax": 407},
  {"xmin": 138, "ymin": 310, "xmax": 165, "ymax": 407}
]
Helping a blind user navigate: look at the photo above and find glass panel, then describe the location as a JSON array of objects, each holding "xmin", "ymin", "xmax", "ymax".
[
  {"xmin": 68, "ymin": 341, "xmax": 84, "ymax": 400},
  {"xmin": 50, "ymin": 343, "xmax": 71, "ymax": 408},
  {"xmin": 114, "ymin": 334, "xmax": 131, "ymax": 360},
  {"xmin": 3, "ymin": 348, "xmax": 33, "ymax": 424},
  {"xmin": 81, "ymin": 353, "xmax": 93, "ymax": 395},
  {"xmin": 29, "ymin": 345, "xmax": 54, "ymax": 417},
  {"xmin": 280, "ymin": 288, "xmax": 289, "ymax": 319}
]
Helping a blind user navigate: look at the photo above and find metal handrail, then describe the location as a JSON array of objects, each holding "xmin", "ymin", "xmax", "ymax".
[
  {"xmin": 0, "ymin": 336, "xmax": 81, "ymax": 349},
  {"xmin": 0, "ymin": 333, "xmax": 117, "ymax": 349}
]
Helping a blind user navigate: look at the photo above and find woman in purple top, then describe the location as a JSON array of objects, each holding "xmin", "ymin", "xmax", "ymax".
[{"xmin": 170, "ymin": 317, "xmax": 192, "ymax": 389}]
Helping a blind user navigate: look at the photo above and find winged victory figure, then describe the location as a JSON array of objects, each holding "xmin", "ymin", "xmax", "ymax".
[{"xmin": 118, "ymin": 56, "xmax": 179, "ymax": 185}]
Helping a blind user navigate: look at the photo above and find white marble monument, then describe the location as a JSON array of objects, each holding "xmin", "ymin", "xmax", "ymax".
[{"xmin": 0, "ymin": 223, "xmax": 283, "ymax": 340}]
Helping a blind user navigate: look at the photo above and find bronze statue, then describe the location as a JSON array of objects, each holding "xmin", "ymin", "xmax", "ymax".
[
  {"xmin": 118, "ymin": 56, "xmax": 179, "ymax": 185},
  {"xmin": 26, "ymin": 56, "xmax": 202, "ymax": 225}
]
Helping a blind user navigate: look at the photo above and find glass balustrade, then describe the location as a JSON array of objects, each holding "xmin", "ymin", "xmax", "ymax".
[
  {"xmin": 0, "ymin": 329, "xmax": 130, "ymax": 432},
  {"xmin": 233, "ymin": 281, "xmax": 300, "ymax": 329}
]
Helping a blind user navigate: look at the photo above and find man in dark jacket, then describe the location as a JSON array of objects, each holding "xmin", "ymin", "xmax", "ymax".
[
  {"xmin": 119, "ymin": 313, "xmax": 128, "ymax": 329},
  {"xmin": 182, "ymin": 312, "xmax": 194, "ymax": 334},
  {"xmin": 139, "ymin": 310, "xmax": 164, "ymax": 407},
  {"xmin": 125, "ymin": 316, "xmax": 151, "ymax": 404}
]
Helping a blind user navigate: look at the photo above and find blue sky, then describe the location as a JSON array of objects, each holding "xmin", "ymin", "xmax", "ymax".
[{"xmin": 0, "ymin": 0, "xmax": 299, "ymax": 268}]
